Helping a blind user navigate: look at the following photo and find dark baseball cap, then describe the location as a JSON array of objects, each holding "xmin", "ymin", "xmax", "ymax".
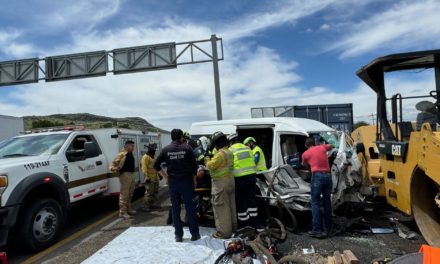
[{"xmin": 125, "ymin": 140, "xmax": 135, "ymax": 145}]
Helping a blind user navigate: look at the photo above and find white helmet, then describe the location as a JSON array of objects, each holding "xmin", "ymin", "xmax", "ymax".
[{"xmin": 198, "ymin": 136, "xmax": 210, "ymax": 152}]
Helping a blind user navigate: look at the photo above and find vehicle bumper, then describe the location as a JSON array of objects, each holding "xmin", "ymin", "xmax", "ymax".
[{"xmin": 0, "ymin": 205, "xmax": 19, "ymax": 247}]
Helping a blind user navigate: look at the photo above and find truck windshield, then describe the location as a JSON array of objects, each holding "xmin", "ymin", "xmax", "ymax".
[{"xmin": 0, "ymin": 134, "xmax": 68, "ymax": 158}]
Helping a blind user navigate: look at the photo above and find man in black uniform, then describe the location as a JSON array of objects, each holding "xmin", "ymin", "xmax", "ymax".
[{"xmin": 154, "ymin": 129, "xmax": 200, "ymax": 242}]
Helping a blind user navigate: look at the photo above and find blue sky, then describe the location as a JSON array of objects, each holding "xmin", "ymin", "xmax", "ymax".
[{"xmin": 0, "ymin": 0, "xmax": 439, "ymax": 130}]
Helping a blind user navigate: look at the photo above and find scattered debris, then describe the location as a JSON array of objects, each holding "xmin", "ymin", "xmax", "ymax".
[
  {"xmin": 372, "ymin": 256, "xmax": 393, "ymax": 264},
  {"xmin": 302, "ymin": 245, "xmax": 315, "ymax": 255},
  {"xmin": 344, "ymin": 236, "xmax": 386, "ymax": 247},
  {"xmin": 327, "ymin": 250, "xmax": 359, "ymax": 264},
  {"xmin": 370, "ymin": 227, "xmax": 394, "ymax": 234},
  {"xmin": 333, "ymin": 251, "xmax": 343, "ymax": 264},
  {"xmin": 435, "ymin": 193, "xmax": 440, "ymax": 208},
  {"xmin": 397, "ymin": 228, "xmax": 417, "ymax": 240}
]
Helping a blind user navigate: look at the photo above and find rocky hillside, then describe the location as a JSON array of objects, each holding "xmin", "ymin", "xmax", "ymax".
[{"xmin": 23, "ymin": 113, "xmax": 168, "ymax": 133}]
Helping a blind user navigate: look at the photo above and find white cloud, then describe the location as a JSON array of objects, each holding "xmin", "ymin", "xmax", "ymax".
[
  {"xmin": 33, "ymin": 0, "xmax": 122, "ymax": 32},
  {"xmin": 319, "ymin": 23, "xmax": 331, "ymax": 30},
  {"xmin": 221, "ymin": 0, "xmax": 339, "ymax": 39},
  {"xmin": 0, "ymin": 26, "xmax": 305, "ymax": 130},
  {"xmin": 0, "ymin": 31, "xmax": 20, "ymax": 43},
  {"xmin": 2, "ymin": 20, "xmax": 434, "ymax": 131},
  {"xmin": 0, "ymin": 30, "xmax": 37, "ymax": 58},
  {"xmin": 331, "ymin": 0, "xmax": 440, "ymax": 58},
  {"xmin": 0, "ymin": 0, "xmax": 436, "ymax": 132}
]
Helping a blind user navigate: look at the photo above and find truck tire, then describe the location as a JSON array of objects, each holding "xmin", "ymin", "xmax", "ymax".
[{"xmin": 18, "ymin": 198, "xmax": 64, "ymax": 251}]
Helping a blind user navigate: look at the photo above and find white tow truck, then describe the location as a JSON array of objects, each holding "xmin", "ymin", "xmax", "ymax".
[{"xmin": 0, "ymin": 127, "xmax": 169, "ymax": 251}]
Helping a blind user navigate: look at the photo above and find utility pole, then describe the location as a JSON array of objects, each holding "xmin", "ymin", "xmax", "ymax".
[
  {"xmin": 369, "ymin": 113, "xmax": 376, "ymax": 125},
  {"xmin": 211, "ymin": 34, "xmax": 223, "ymax": 120}
]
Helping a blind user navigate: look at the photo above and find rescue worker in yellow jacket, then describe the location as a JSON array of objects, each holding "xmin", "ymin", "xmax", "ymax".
[
  {"xmin": 110, "ymin": 140, "xmax": 137, "ymax": 219},
  {"xmin": 228, "ymin": 134, "xmax": 259, "ymax": 227},
  {"xmin": 244, "ymin": 137, "xmax": 267, "ymax": 171},
  {"xmin": 140, "ymin": 143, "xmax": 161, "ymax": 212},
  {"xmin": 205, "ymin": 131, "xmax": 236, "ymax": 239}
]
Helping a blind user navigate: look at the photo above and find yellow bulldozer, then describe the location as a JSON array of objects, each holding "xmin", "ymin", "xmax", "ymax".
[{"xmin": 352, "ymin": 50, "xmax": 440, "ymax": 247}]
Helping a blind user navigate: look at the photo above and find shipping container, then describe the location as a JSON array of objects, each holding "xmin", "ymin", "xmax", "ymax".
[{"xmin": 251, "ymin": 104, "xmax": 354, "ymax": 132}]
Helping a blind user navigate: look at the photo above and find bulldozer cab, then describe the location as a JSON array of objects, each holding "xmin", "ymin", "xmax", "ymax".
[{"xmin": 357, "ymin": 50, "xmax": 440, "ymax": 160}]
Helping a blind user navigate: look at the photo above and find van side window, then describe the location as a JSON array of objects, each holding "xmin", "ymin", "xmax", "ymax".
[
  {"xmin": 280, "ymin": 134, "xmax": 308, "ymax": 169},
  {"xmin": 280, "ymin": 135, "xmax": 298, "ymax": 158}
]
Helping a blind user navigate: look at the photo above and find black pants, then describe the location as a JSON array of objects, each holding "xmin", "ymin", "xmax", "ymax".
[
  {"xmin": 235, "ymin": 174, "xmax": 257, "ymax": 227},
  {"xmin": 168, "ymin": 179, "xmax": 199, "ymax": 238}
]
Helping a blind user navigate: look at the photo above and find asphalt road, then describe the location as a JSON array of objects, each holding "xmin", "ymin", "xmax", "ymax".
[
  {"xmin": 278, "ymin": 204, "xmax": 426, "ymax": 263},
  {"xmin": 1, "ymin": 188, "xmax": 426, "ymax": 264},
  {"xmin": 1, "ymin": 188, "xmax": 145, "ymax": 264}
]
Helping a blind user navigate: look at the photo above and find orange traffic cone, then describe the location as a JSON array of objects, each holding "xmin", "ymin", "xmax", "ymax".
[{"xmin": 420, "ymin": 245, "xmax": 440, "ymax": 264}]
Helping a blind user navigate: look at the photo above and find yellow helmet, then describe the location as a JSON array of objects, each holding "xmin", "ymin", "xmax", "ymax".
[{"xmin": 243, "ymin": 137, "xmax": 256, "ymax": 145}]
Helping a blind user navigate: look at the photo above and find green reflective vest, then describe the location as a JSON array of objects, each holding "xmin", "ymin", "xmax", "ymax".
[
  {"xmin": 194, "ymin": 147, "xmax": 205, "ymax": 162},
  {"xmin": 210, "ymin": 148, "xmax": 233, "ymax": 179},
  {"xmin": 229, "ymin": 143, "xmax": 257, "ymax": 177},
  {"xmin": 252, "ymin": 145, "xmax": 267, "ymax": 171}
]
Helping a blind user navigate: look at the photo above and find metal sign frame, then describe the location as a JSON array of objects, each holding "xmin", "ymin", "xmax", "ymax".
[
  {"xmin": 45, "ymin": 51, "xmax": 107, "ymax": 81},
  {"xmin": 0, "ymin": 35, "xmax": 225, "ymax": 120},
  {"xmin": 0, "ymin": 58, "xmax": 39, "ymax": 86},
  {"xmin": 112, "ymin": 42, "xmax": 177, "ymax": 74}
]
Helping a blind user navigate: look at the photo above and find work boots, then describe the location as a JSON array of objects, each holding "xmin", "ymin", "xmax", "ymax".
[
  {"xmin": 127, "ymin": 210, "xmax": 137, "ymax": 215},
  {"xmin": 119, "ymin": 212, "xmax": 132, "ymax": 220},
  {"xmin": 191, "ymin": 234, "xmax": 201, "ymax": 241},
  {"xmin": 127, "ymin": 205, "xmax": 137, "ymax": 215}
]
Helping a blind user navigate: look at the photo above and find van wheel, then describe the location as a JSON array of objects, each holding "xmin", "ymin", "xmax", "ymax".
[{"xmin": 19, "ymin": 198, "xmax": 64, "ymax": 251}]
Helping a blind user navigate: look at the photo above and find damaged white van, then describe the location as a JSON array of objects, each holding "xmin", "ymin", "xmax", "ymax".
[{"xmin": 190, "ymin": 118, "xmax": 364, "ymax": 225}]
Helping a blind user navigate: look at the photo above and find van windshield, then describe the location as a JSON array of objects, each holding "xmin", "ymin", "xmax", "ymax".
[
  {"xmin": 317, "ymin": 131, "xmax": 340, "ymax": 148},
  {"xmin": 0, "ymin": 134, "xmax": 69, "ymax": 158}
]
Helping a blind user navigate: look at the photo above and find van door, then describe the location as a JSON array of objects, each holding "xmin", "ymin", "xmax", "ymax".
[
  {"xmin": 119, "ymin": 135, "xmax": 142, "ymax": 186},
  {"xmin": 65, "ymin": 134, "xmax": 108, "ymax": 201},
  {"xmin": 236, "ymin": 125, "xmax": 274, "ymax": 169}
]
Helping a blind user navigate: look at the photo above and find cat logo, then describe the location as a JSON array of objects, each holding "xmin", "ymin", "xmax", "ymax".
[{"xmin": 391, "ymin": 144, "xmax": 402, "ymax": 156}]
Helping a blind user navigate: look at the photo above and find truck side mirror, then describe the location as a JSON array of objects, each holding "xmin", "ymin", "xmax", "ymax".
[
  {"xmin": 84, "ymin": 142, "xmax": 99, "ymax": 159},
  {"xmin": 356, "ymin": 142, "xmax": 365, "ymax": 154}
]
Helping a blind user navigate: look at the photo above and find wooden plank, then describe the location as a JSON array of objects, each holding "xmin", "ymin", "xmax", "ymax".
[
  {"xmin": 327, "ymin": 256, "xmax": 336, "ymax": 264},
  {"xmin": 342, "ymin": 250, "xmax": 359, "ymax": 264},
  {"xmin": 334, "ymin": 251, "xmax": 343, "ymax": 264}
]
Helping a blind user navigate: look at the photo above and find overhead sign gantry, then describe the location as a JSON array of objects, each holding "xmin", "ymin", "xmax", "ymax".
[{"xmin": 0, "ymin": 35, "xmax": 224, "ymax": 120}]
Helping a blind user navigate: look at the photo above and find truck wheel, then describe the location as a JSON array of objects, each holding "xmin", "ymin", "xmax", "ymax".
[{"xmin": 18, "ymin": 198, "xmax": 64, "ymax": 251}]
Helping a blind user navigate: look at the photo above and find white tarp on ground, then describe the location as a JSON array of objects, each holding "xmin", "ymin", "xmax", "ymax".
[{"xmin": 82, "ymin": 226, "xmax": 226, "ymax": 264}]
